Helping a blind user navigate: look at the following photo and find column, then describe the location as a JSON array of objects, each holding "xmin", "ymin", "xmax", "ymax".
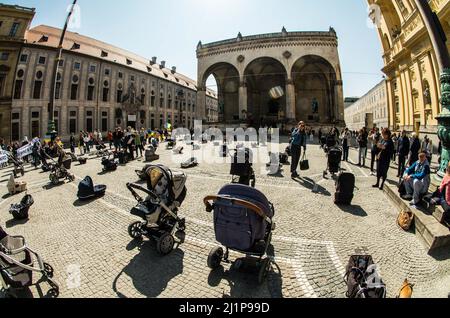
[
  {"xmin": 334, "ymin": 80, "xmax": 344, "ymax": 123},
  {"xmin": 239, "ymin": 81, "xmax": 247, "ymax": 121},
  {"xmin": 285, "ymin": 79, "xmax": 296, "ymax": 122}
]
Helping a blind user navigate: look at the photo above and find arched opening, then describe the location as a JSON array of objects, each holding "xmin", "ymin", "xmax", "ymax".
[
  {"xmin": 244, "ymin": 57, "xmax": 287, "ymax": 128},
  {"xmin": 202, "ymin": 62, "xmax": 239, "ymax": 123},
  {"xmin": 291, "ymin": 55, "xmax": 337, "ymax": 124}
]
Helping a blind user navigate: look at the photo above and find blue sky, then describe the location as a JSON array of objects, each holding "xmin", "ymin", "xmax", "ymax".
[{"xmin": 4, "ymin": 0, "xmax": 385, "ymax": 97}]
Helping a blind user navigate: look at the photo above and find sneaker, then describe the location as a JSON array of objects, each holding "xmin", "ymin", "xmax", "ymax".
[
  {"xmin": 372, "ymin": 184, "xmax": 380, "ymax": 188},
  {"xmin": 370, "ymin": 172, "xmax": 375, "ymax": 176},
  {"xmin": 291, "ymin": 173, "xmax": 299, "ymax": 179},
  {"xmin": 402, "ymin": 195, "xmax": 413, "ymax": 201},
  {"xmin": 409, "ymin": 201, "xmax": 418, "ymax": 207}
]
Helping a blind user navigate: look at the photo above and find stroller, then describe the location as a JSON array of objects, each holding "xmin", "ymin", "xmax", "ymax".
[
  {"xmin": 126, "ymin": 165, "xmax": 187, "ymax": 255},
  {"xmin": 204, "ymin": 184, "xmax": 276, "ymax": 284},
  {"xmin": 9, "ymin": 194, "xmax": 34, "ymax": 220},
  {"xmin": 101, "ymin": 154, "xmax": 118, "ymax": 172},
  {"xmin": 344, "ymin": 255, "xmax": 387, "ymax": 298},
  {"xmin": 230, "ymin": 148, "xmax": 256, "ymax": 188},
  {"xmin": 324, "ymin": 135, "xmax": 337, "ymax": 154},
  {"xmin": 6, "ymin": 152, "xmax": 25, "ymax": 178},
  {"xmin": 77, "ymin": 176, "xmax": 107, "ymax": 201},
  {"xmin": 323, "ymin": 147, "xmax": 343, "ymax": 178},
  {"xmin": 49, "ymin": 155, "xmax": 75, "ymax": 185},
  {"xmin": 0, "ymin": 226, "xmax": 59, "ymax": 298}
]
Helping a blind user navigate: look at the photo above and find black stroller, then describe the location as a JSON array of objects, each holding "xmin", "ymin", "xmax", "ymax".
[
  {"xmin": 77, "ymin": 176, "xmax": 107, "ymax": 201},
  {"xmin": 0, "ymin": 226, "xmax": 59, "ymax": 298},
  {"xmin": 126, "ymin": 165, "xmax": 187, "ymax": 255},
  {"xmin": 324, "ymin": 147, "xmax": 343, "ymax": 178},
  {"xmin": 101, "ymin": 154, "xmax": 118, "ymax": 172},
  {"xmin": 9, "ymin": 194, "xmax": 34, "ymax": 220},
  {"xmin": 204, "ymin": 184, "xmax": 276, "ymax": 284},
  {"xmin": 6, "ymin": 152, "xmax": 25, "ymax": 178},
  {"xmin": 230, "ymin": 148, "xmax": 256, "ymax": 188},
  {"xmin": 49, "ymin": 155, "xmax": 75, "ymax": 185},
  {"xmin": 324, "ymin": 135, "xmax": 337, "ymax": 154}
]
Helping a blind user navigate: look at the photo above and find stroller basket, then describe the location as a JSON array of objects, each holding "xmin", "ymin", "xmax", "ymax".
[{"xmin": 62, "ymin": 158, "xmax": 72, "ymax": 170}]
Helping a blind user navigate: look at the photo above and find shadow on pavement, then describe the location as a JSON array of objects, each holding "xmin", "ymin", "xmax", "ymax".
[
  {"xmin": 293, "ymin": 177, "xmax": 331, "ymax": 197},
  {"xmin": 5, "ymin": 218, "xmax": 28, "ymax": 228},
  {"xmin": 337, "ymin": 204, "xmax": 368, "ymax": 217},
  {"xmin": 113, "ymin": 241, "xmax": 184, "ymax": 298}
]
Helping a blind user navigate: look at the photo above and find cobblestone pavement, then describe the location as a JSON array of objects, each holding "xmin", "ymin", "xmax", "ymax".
[{"xmin": 0, "ymin": 139, "xmax": 449, "ymax": 298}]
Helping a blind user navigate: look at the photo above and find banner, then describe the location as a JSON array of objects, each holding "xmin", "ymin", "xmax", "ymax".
[
  {"xmin": 16, "ymin": 144, "xmax": 33, "ymax": 159},
  {"xmin": 0, "ymin": 152, "xmax": 8, "ymax": 165}
]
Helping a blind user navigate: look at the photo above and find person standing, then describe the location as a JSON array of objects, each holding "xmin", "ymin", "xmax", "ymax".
[
  {"xmin": 409, "ymin": 133, "xmax": 421, "ymax": 166},
  {"xmin": 373, "ymin": 128, "xmax": 395, "ymax": 191},
  {"xmin": 357, "ymin": 128, "xmax": 369, "ymax": 167},
  {"xmin": 397, "ymin": 130, "xmax": 410, "ymax": 178},
  {"xmin": 341, "ymin": 128, "xmax": 351, "ymax": 162},
  {"xmin": 421, "ymin": 136, "xmax": 433, "ymax": 164},
  {"xmin": 134, "ymin": 132, "xmax": 143, "ymax": 158},
  {"xmin": 369, "ymin": 128, "xmax": 381, "ymax": 176},
  {"xmin": 392, "ymin": 133, "xmax": 398, "ymax": 163},
  {"xmin": 69, "ymin": 133, "xmax": 76, "ymax": 154},
  {"xmin": 290, "ymin": 121, "xmax": 307, "ymax": 179},
  {"xmin": 107, "ymin": 131, "xmax": 113, "ymax": 149}
]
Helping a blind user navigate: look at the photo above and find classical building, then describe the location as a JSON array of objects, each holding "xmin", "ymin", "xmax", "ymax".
[
  {"xmin": 344, "ymin": 97, "xmax": 359, "ymax": 109},
  {"xmin": 206, "ymin": 90, "xmax": 219, "ymax": 123},
  {"xmin": 0, "ymin": 5, "xmax": 217, "ymax": 143},
  {"xmin": 0, "ymin": 4, "xmax": 34, "ymax": 142},
  {"xmin": 196, "ymin": 28, "xmax": 345, "ymax": 130},
  {"xmin": 368, "ymin": 0, "xmax": 450, "ymax": 144},
  {"xmin": 344, "ymin": 80, "xmax": 389, "ymax": 131}
]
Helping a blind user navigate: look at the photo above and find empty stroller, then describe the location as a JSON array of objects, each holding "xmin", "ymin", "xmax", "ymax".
[
  {"xmin": 77, "ymin": 176, "xmax": 107, "ymax": 201},
  {"xmin": 344, "ymin": 255, "xmax": 387, "ymax": 298},
  {"xmin": 49, "ymin": 155, "xmax": 75, "ymax": 185},
  {"xmin": 5, "ymin": 152, "xmax": 25, "ymax": 178},
  {"xmin": 0, "ymin": 226, "xmax": 59, "ymax": 298},
  {"xmin": 324, "ymin": 135, "xmax": 337, "ymax": 153},
  {"xmin": 230, "ymin": 148, "xmax": 256, "ymax": 188},
  {"xmin": 9, "ymin": 194, "xmax": 34, "ymax": 220},
  {"xmin": 204, "ymin": 184, "xmax": 275, "ymax": 284},
  {"xmin": 126, "ymin": 165, "xmax": 187, "ymax": 255},
  {"xmin": 324, "ymin": 147, "xmax": 343, "ymax": 178},
  {"xmin": 101, "ymin": 154, "xmax": 118, "ymax": 172}
]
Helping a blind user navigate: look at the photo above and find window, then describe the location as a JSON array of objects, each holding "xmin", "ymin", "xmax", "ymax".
[
  {"xmin": 38, "ymin": 56, "xmax": 46, "ymax": 65},
  {"xmin": 69, "ymin": 111, "xmax": 77, "ymax": 134},
  {"xmin": 20, "ymin": 54, "xmax": 28, "ymax": 63},
  {"xmin": 118, "ymin": 72, "xmax": 123, "ymax": 79},
  {"xmin": 103, "ymin": 87, "xmax": 109, "ymax": 102},
  {"xmin": 101, "ymin": 51, "xmax": 108, "ymax": 58},
  {"xmin": 87, "ymin": 85, "xmax": 95, "ymax": 101},
  {"xmin": 74, "ymin": 62, "xmax": 81, "ymax": 70},
  {"xmin": 101, "ymin": 111, "xmax": 108, "ymax": 132},
  {"xmin": 13, "ymin": 80, "xmax": 22, "ymax": 99},
  {"xmin": 126, "ymin": 59, "xmax": 132, "ymax": 65},
  {"xmin": 130, "ymin": 75, "xmax": 135, "ymax": 82},
  {"xmin": 104, "ymin": 68, "xmax": 110, "ymax": 76},
  {"xmin": 160, "ymin": 97, "xmax": 164, "ymax": 108},
  {"xmin": 0, "ymin": 53, "xmax": 9, "ymax": 61},
  {"xmin": 116, "ymin": 89, "xmax": 123, "ymax": 103},
  {"xmin": 70, "ymin": 84, "xmax": 78, "ymax": 100},
  {"xmin": 31, "ymin": 112, "xmax": 40, "ymax": 138},
  {"xmin": 86, "ymin": 111, "xmax": 93, "ymax": 132},
  {"xmin": 89, "ymin": 65, "xmax": 96, "ymax": 73},
  {"xmin": 33, "ymin": 81, "xmax": 42, "ymax": 99},
  {"xmin": 38, "ymin": 35, "xmax": 49, "ymax": 43},
  {"xmin": 9, "ymin": 22, "xmax": 20, "ymax": 37},
  {"xmin": 11, "ymin": 121, "xmax": 20, "ymax": 142},
  {"xmin": 151, "ymin": 94, "xmax": 155, "ymax": 107},
  {"xmin": 58, "ymin": 59, "xmax": 64, "ymax": 67}
]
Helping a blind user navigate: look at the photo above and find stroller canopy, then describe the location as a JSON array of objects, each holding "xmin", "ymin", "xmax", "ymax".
[
  {"xmin": 218, "ymin": 184, "xmax": 274, "ymax": 219},
  {"xmin": 78, "ymin": 176, "xmax": 106, "ymax": 199}
]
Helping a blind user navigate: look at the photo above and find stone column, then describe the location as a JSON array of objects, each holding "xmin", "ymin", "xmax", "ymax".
[
  {"xmin": 334, "ymin": 80, "xmax": 344, "ymax": 123},
  {"xmin": 285, "ymin": 79, "xmax": 296, "ymax": 122},
  {"xmin": 239, "ymin": 81, "xmax": 247, "ymax": 120},
  {"xmin": 196, "ymin": 86, "xmax": 207, "ymax": 122}
]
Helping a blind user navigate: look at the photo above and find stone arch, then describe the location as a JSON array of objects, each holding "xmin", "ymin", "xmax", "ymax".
[
  {"xmin": 243, "ymin": 57, "xmax": 288, "ymax": 127},
  {"xmin": 200, "ymin": 62, "xmax": 240, "ymax": 123},
  {"xmin": 291, "ymin": 55, "xmax": 339, "ymax": 124}
]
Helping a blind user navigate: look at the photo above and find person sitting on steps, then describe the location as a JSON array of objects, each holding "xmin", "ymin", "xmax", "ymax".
[{"xmin": 402, "ymin": 151, "xmax": 431, "ymax": 208}]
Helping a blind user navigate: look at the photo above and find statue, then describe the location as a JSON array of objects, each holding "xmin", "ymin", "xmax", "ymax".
[{"xmin": 312, "ymin": 98, "xmax": 319, "ymax": 114}]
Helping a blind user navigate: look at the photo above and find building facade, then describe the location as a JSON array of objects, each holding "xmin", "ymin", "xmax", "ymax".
[
  {"xmin": 368, "ymin": 0, "xmax": 450, "ymax": 144},
  {"xmin": 196, "ymin": 28, "xmax": 345, "ymax": 130},
  {"xmin": 344, "ymin": 80, "xmax": 389, "ymax": 131},
  {"xmin": 0, "ymin": 4, "xmax": 34, "ymax": 143},
  {"xmin": 0, "ymin": 5, "xmax": 217, "ymax": 143}
]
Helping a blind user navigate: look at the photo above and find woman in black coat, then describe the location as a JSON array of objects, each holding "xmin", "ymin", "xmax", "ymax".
[
  {"xmin": 373, "ymin": 128, "xmax": 395, "ymax": 191},
  {"xmin": 409, "ymin": 133, "xmax": 421, "ymax": 166}
]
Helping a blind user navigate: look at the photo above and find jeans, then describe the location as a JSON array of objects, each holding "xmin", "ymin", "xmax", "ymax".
[
  {"xmin": 405, "ymin": 178, "xmax": 429, "ymax": 204},
  {"xmin": 358, "ymin": 147, "xmax": 367, "ymax": 166},
  {"xmin": 343, "ymin": 146, "xmax": 349, "ymax": 162},
  {"xmin": 290, "ymin": 144, "xmax": 303, "ymax": 174}
]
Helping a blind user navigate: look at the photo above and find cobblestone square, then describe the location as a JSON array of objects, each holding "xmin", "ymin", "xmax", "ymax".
[{"xmin": 1, "ymin": 139, "xmax": 449, "ymax": 298}]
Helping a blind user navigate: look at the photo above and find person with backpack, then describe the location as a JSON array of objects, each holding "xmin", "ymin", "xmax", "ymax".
[
  {"xmin": 402, "ymin": 151, "xmax": 431, "ymax": 207},
  {"xmin": 290, "ymin": 121, "xmax": 307, "ymax": 179},
  {"xmin": 397, "ymin": 130, "xmax": 410, "ymax": 178},
  {"xmin": 372, "ymin": 128, "xmax": 395, "ymax": 191}
]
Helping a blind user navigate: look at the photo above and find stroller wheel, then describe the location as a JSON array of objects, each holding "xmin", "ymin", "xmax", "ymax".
[
  {"xmin": 128, "ymin": 221, "xmax": 144, "ymax": 240},
  {"xmin": 157, "ymin": 233, "xmax": 175, "ymax": 256},
  {"xmin": 43, "ymin": 263, "xmax": 55, "ymax": 278},
  {"xmin": 207, "ymin": 247, "xmax": 224, "ymax": 270},
  {"xmin": 258, "ymin": 258, "xmax": 271, "ymax": 285},
  {"xmin": 47, "ymin": 287, "xmax": 59, "ymax": 298},
  {"xmin": 69, "ymin": 174, "xmax": 75, "ymax": 182}
]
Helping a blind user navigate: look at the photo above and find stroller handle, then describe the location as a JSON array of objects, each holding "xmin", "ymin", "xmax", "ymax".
[{"xmin": 203, "ymin": 195, "xmax": 267, "ymax": 220}]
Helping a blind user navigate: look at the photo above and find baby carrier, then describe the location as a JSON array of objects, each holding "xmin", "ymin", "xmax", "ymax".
[
  {"xmin": 230, "ymin": 148, "xmax": 256, "ymax": 188},
  {"xmin": 127, "ymin": 165, "xmax": 187, "ymax": 255},
  {"xmin": 0, "ymin": 227, "xmax": 59, "ymax": 298},
  {"xmin": 101, "ymin": 154, "xmax": 118, "ymax": 172},
  {"xmin": 344, "ymin": 255, "xmax": 387, "ymax": 298},
  {"xmin": 181, "ymin": 157, "xmax": 198, "ymax": 169},
  {"xmin": 9, "ymin": 194, "xmax": 34, "ymax": 220},
  {"xmin": 204, "ymin": 184, "xmax": 275, "ymax": 284},
  {"xmin": 77, "ymin": 176, "xmax": 107, "ymax": 201}
]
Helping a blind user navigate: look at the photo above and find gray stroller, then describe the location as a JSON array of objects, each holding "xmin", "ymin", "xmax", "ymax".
[
  {"xmin": 0, "ymin": 226, "xmax": 59, "ymax": 298},
  {"xmin": 204, "ymin": 184, "xmax": 275, "ymax": 284}
]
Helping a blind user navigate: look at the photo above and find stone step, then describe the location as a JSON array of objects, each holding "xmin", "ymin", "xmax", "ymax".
[{"xmin": 384, "ymin": 184, "xmax": 450, "ymax": 251}]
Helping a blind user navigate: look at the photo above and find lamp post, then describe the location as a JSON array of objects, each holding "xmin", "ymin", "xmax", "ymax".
[
  {"xmin": 414, "ymin": 0, "xmax": 450, "ymax": 183},
  {"xmin": 47, "ymin": 0, "xmax": 78, "ymax": 142}
]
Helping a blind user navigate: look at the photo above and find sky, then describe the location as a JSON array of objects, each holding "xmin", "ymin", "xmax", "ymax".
[{"xmin": 3, "ymin": 0, "xmax": 385, "ymax": 98}]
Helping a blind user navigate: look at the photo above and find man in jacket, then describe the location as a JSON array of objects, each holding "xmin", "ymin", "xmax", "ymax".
[
  {"xmin": 402, "ymin": 152, "xmax": 431, "ymax": 207},
  {"xmin": 290, "ymin": 121, "xmax": 307, "ymax": 179},
  {"xmin": 409, "ymin": 132, "xmax": 421, "ymax": 166},
  {"xmin": 397, "ymin": 130, "xmax": 410, "ymax": 178}
]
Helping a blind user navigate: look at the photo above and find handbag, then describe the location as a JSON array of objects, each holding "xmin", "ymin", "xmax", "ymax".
[
  {"xmin": 300, "ymin": 152, "xmax": 309, "ymax": 171},
  {"xmin": 397, "ymin": 210, "xmax": 414, "ymax": 231}
]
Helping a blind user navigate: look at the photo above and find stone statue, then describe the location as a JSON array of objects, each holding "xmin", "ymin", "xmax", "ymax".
[{"xmin": 312, "ymin": 98, "xmax": 319, "ymax": 114}]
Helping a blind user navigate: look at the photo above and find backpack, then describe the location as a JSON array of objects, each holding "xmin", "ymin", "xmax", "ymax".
[
  {"xmin": 397, "ymin": 210, "xmax": 414, "ymax": 231},
  {"xmin": 345, "ymin": 255, "xmax": 387, "ymax": 298},
  {"xmin": 335, "ymin": 172, "xmax": 355, "ymax": 205}
]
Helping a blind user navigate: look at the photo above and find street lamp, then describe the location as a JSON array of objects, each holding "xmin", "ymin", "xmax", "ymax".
[
  {"xmin": 414, "ymin": 0, "xmax": 450, "ymax": 183},
  {"xmin": 47, "ymin": 0, "xmax": 78, "ymax": 142}
]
